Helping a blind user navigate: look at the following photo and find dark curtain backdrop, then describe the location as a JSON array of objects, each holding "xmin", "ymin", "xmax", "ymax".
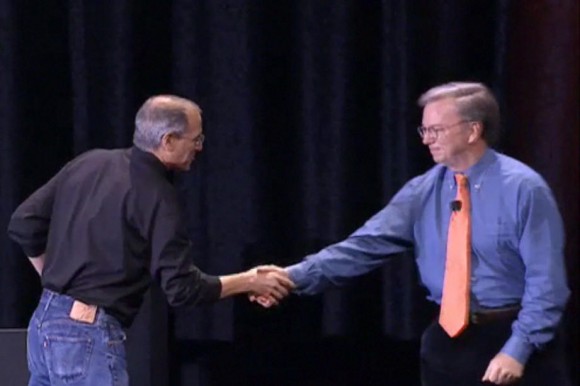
[{"xmin": 0, "ymin": 1, "xmax": 577, "ymax": 385}]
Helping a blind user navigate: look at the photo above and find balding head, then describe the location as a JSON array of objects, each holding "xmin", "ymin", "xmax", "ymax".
[{"xmin": 133, "ymin": 95, "xmax": 201, "ymax": 151}]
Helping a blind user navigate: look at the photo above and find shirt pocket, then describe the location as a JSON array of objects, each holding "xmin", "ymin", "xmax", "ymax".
[{"xmin": 495, "ymin": 217, "xmax": 518, "ymax": 250}]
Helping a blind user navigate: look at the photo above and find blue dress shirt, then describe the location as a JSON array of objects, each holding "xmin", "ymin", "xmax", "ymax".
[{"xmin": 287, "ymin": 148, "xmax": 570, "ymax": 365}]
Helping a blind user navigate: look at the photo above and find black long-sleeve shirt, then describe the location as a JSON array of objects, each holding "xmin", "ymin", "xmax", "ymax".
[{"xmin": 8, "ymin": 147, "xmax": 221, "ymax": 327}]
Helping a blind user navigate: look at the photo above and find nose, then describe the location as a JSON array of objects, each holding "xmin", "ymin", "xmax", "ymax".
[{"xmin": 421, "ymin": 134, "xmax": 435, "ymax": 145}]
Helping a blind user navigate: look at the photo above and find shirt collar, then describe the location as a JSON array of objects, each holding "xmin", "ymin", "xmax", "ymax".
[
  {"xmin": 444, "ymin": 148, "xmax": 497, "ymax": 189},
  {"xmin": 130, "ymin": 146, "xmax": 173, "ymax": 180}
]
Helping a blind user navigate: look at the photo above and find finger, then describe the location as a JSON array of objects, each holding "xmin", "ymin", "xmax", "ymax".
[
  {"xmin": 249, "ymin": 293, "xmax": 275, "ymax": 306},
  {"xmin": 501, "ymin": 368, "xmax": 518, "ymax": 385},
  {"xmin": 482, "ymin": 363, "xmax": 498, "ymax": 383},
  {"xmin": 482, "ymin": 364, "xmax": 492, "ymax": 382},
  {"xmin": 503, "ymin": 372, "xmax": 519, "ymax": 385},
  {"xmin": 257, "ymin": 265, "xmax": 285, "ymax": 274},
  {"xmin": 265, "ymin": 299, "xmax": 278, "ymax": 307},
  {"xmin": 278, "ymin": 276, "xmax": 295, "ymax": 289},
  {"xmin": 498, "ymin": 375, "xmax": 511, "ymax": 385},
  {"xmin": 249, "ymin": 294, "xmax": 263, "ymax": 303},
  {"xmin": 489, "ymin": 367, "xmax": 502, "ymax": 384},
  {"xmin": 499, "ymin": 375, "xmax": 512, "ymax": 385},
  {"xmin": 268, "ymin": 272, "xmax": 295, "ymax": 288},
  {"xmin": 257, "ymin": 296, "xmax": 276, "ymax": 307},
  {"xmin": 268, "ymin": 286, "xmax": 288, "ymax": 300},
  {"xmin": 271, "ymin": 280, "xmax": 292, "ymax": 297},
  {"xmin": 258, "ymin": 294, "xmax": 278, "ymax": 307},
  {"xmin": 505, "ymin": 376, "xmax": 518, "ymax": 385},
  {"xmin": 498, "ymin": 370, "xmax": 510, "ymax": 385}
]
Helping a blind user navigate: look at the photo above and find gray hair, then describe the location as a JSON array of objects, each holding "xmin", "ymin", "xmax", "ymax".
[
  {"xmin": 133, "ymin": 95, "xmax": 201, "ymax": 151},
  {"xmin": 418, "ymin": 82, "xmax": 500, "ymax": 145}
]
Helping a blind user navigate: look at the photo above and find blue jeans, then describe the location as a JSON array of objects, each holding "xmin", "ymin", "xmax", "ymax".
[{"xmin": 27, "ymin": 289, "xmax": 129, "ymax": 386}]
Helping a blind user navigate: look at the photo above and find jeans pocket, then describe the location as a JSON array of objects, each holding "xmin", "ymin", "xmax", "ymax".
[
  {"xmin": 104, "ymin": 324, "xmax": 129, "ymax": 386},
  {"xmin": 45, "ymin": 334, "xmax": 94, "ymax": 383},
  {"xmin": 105, "ymin": 323, "xmax": 127, "ymax": 356}
]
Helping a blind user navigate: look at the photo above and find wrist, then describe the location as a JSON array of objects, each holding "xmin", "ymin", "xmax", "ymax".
[
  {"xmin": 219, "ymin": 270, "xmax": 254, "ymax": 298},
  {"xmin": 243, "ymin": 269, "xmax": 256, "ymax": 293},
  {"xmin": 500, "ymin": 335, "xmax": 533, "ymax": 365}
]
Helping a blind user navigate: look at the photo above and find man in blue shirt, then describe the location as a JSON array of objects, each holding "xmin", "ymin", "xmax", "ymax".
[{"xmin": 254, "ymin": 82, "xmax": 571, "ymax": 385}]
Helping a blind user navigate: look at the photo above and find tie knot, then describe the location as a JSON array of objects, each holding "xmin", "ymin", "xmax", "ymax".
[{"xmin": 455, "ymin": 173, "xmax": 468, "ymax": 187}]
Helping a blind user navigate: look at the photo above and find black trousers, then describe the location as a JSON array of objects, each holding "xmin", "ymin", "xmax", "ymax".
[{"xmin": 420, "ymin": 319, "xmax": 571, "ymax": 386}]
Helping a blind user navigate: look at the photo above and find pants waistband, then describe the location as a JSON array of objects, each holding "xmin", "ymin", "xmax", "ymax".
[
  {"xmin": 39, "ymin": 289, "xmax": 119, "ymax": 326},
  {"xmin": 469, "ymin": 305, "xmax": 521, "ymax": 325}
]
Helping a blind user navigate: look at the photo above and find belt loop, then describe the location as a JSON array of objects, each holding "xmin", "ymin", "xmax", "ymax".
[
  {"xmin": 42, "ymin": 289, "xmax": 55, "ymax": 313},
  {"xmin": 38, "ymin": 289, "xmax": 56, "ymax": 326}
]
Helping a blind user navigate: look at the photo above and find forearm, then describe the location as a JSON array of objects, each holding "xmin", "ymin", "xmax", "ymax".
[
  {"xmin": 500, "ymin": 278, "xmax": 570, "ymax": 364},
  {"xmin": 501, "ymin": 185, "xmax": 570, "ymax": 364},
  {"xmin": 289, "ymin": 198, "xmax": 415, "ymax": 295},
  {"xmin": 28, "ymin": 254, "xmax": 45, "ymax": 276},
  {"xmin": 219, "ymin": 271, "xmax": 253, "ymax": 298},
  {"xmin": 288, "ymin": 234, "xmax": 410, "ymax": 295}
]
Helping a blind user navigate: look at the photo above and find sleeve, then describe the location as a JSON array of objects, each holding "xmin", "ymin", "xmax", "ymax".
[
  {"xmin": 148, "ymin": 194, "xmax": 222, "ymax": 307},
  {"xmin": 500, "ymin": 183, "xmax": 570, "ymax": 364},
  {"xmin": 7, "ymin": 168, "xmax": 67, "ymax": 257},
  {"xmin": 287, "ymin": 178, "xmax": 419, "ymax": 295}
]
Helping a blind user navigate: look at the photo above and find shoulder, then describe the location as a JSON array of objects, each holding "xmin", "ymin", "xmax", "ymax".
[
  {"xmin": 53, "ymin": 148, "xmax": 128, "ymax": 181},
  {"xmin": 492, "ymin": 153, "xmax": 558, "ymax": 214},
  {"xmin": 74, "ymin": 148, "xmax": 128, "ymax": 162},
  {"xmin": 494, "ymin": 152, "xmax": 550, "ymax": 191},
  {"xmin": 66, "ymin": 148, "xmax": 129, "ymax": 169},
  {"xmin": 387, "ymin": 164, "xmax": 444, "ymax": 207},
  {"xmin": 402, "ymin": 164, "xmax": 445, "ymax": 191}
]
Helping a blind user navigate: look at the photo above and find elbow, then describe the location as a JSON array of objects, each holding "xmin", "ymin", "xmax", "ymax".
[
  {"xmin": 164, "ymin": 276, "xmax": 221, "ymax": 308},
  {"xmin": 7, "ymin": 218, "xmax": 48, "ymax": 257},
  {"xmin": 7, "ymin": 215, "xmax": 27, "ymax": 244}
]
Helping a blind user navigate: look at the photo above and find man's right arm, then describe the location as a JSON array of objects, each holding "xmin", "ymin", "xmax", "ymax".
[
  {"xmin": 287, "ymin": 179, "xmax": 419, "ymax": 295},
  {"xmin": 148, "ymin": 195, "xmax": 293, "ymax": 307}
]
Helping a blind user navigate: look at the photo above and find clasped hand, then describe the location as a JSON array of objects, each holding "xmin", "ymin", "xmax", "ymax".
[{"xmin": 247, "ymin": 265, "xmax": 294, "ymax": 306}]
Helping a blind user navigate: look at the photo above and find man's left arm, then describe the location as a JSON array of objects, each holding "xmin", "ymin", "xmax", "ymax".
[
  {"xmin": 485, "ymin": 183, "xmax": 570, "ymax": 383},
  {"xmin": 28, "ymin": 254, "xmax": 45, "ymax": 276},
  {"xmin": 8, "ymin": 169, "xmax": 65, "ymax": 258}
]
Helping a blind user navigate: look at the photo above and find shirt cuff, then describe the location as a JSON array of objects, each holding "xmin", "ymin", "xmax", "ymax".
[
  {"xmin": 286, "ymin": 264, "xmax": 308, "ymax": 294},
  {"xmin": 200, "ymin": 273, "xmax": 222, "ymax": 302},
  {"xmin": 500, "ymin": 335, "xmax": 534, "ymax": 365}
]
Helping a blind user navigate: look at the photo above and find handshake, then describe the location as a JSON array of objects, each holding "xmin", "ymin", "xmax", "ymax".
[{"xmin": 245, "ymin": 265, "xmax": 294, "ymax": 308}]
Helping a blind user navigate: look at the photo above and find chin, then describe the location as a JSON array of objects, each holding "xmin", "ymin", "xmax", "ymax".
[
  {"xmin": 179, "ymin": 158, "xmax": 194, "ymax": 171},
  {"xmin": 431, "ymin": 153, "xmax": 447, "ymax": 164}
]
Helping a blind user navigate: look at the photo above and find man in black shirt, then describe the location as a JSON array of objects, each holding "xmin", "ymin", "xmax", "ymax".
[{"xmin": 8, "ymin": 95, "xmax": 293, "ymax": 386}]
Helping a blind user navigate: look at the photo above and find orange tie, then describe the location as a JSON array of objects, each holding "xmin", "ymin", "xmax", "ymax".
[{"xmin": 439, "ymin": 173, "xmax": 471, "ymax": 337}]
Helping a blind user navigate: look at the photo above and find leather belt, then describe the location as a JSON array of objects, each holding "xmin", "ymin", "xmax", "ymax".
[{"xmin": 469, "ymin": 305, "xmax": 521, "ymax": 325}]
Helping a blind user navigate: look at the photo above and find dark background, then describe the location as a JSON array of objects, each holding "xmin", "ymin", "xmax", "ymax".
[{"xmin": 0, "ymin": 1, "xmax": 577, "ymax": 385}]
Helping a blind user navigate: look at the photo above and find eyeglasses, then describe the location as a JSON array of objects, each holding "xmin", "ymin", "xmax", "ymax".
[
  {"xmin": 416, "ymin": 120, "xmax": 469, "ymax": 139},
  {"xmin": 180, "ymin": 133, "xmax": 205, "ymax": 146}
]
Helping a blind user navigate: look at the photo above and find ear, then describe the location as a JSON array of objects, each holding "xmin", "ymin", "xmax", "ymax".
[
  {"xmin": 468, "ymin": 121, "xmax": 483, "ymax": 143},
  {"xmin": 160, "ymin": 132, "xmax": 178, "ymax": 151}
]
